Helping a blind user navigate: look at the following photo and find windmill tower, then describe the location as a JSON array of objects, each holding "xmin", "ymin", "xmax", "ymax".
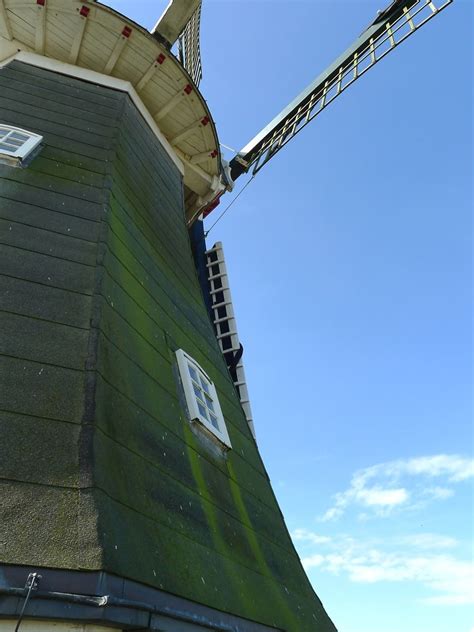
[{"xmin": 0, "ymin": 1, "xmax": 452, "ymax": 631}]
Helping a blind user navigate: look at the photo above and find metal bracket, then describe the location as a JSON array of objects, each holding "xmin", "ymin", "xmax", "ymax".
[{"xmin": 14, "ymin": 572, "xmax": 42, "ymax": 632}]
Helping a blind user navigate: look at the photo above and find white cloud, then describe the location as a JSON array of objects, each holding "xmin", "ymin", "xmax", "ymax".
[
  {"xmin": 346, "ymin": 553, "xmax": 474, "ymax": 605},
  {"xmin": 403, "ymin": 455, "xmax": 474, "ymax": 482},
  {"xmin": 400, "ymin": 533, "xmax": 458, "ymax": 550},
  {"xmin": 423, "ymin": 486, "xmax": 455, "ymax": 500},
  {"xmin": 291, "ymin": 528, "xmax": 331, "ymax": 545},
  {"xmin": 321, "ymin": 454, "xmax": 473, "ymax": 521},
  {"xmin": 302, "ymin": 553, "xmax": 325, "ymax": 568},
  {"xmin": 321, "ymin": 506, "xmax": 342, "ymax": 521},
  {"xmin": 355, "ymin": 486, "xmax": 408, "ymax": 507},
  {"xmin": 297, "ymin": 531, "xmax": 474, "ymax": 606}
]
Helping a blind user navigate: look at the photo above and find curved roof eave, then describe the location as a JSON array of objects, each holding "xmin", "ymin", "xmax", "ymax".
[{"xmin": 0, "ymin": 0, "xmax": 224, "ymax": 214}]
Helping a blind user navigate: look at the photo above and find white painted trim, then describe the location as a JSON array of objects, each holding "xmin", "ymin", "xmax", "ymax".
[
  {"xmin": 0, "ymin": 124, "xmax": 43, "ymax": 158},
  {"xmin": 176, "ymin": 348, "xmax": 231, "ymax": 449},
  {"xmin": 0, "ymin": 50, "xmax": 184, "ymax": 175},
  {"xmin": 152, "ymin": 0, "xmax": 201, "ymax": 47},
  {"xmin": 205, "ymin": 241, "xmax": 256, "ymax": 439},
  {"xmin": 35, "ymin": 3, "xmax": 46, "ymax": 55},
  {"xmin": 0, "ymin": 38, "xmax": 23, "ymax": 64},
  {"xmin": 69, "ymin": 15, "xmax": 87, "ymax": 65},
  {"xmin": 174, "ymin": 146, "xmax": 215, "ymax": 187},
  {"xmin": 0, "ymin": 0, "xmax": 13, "ymax": 41}
]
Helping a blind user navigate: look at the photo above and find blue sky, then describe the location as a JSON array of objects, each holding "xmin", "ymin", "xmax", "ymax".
[{"xmin": 110, "ymin": 1, "xmax": 472, "ymax": 631}]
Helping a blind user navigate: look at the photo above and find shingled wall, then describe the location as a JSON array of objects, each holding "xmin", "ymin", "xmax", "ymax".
[{"xmin": 0, "ymin": 61, "xmax": 336, "ymax": 632}]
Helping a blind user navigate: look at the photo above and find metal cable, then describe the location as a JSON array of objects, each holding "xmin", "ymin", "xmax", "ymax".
[
  {"xmin": 14, "ymin": 573, "xmax": 41, "ymax": 632},
  {"xmin": 204, "ymin": 176, "xmax": 255, "ymax": 237}
]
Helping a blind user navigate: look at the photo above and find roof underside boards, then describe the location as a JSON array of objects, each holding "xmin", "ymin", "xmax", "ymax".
[
  {"xmin": 0, "ymin": 0, "xmax": 222, "ymax": 215},
  {"xmin": 0, "ymin": 62, "xmax": 336, "ymax": 632}
]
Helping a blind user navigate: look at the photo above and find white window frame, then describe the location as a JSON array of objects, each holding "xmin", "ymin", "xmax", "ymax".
[
  {"xmin": 176, "ymin": 349, "xmax": 231, "ymax": 449},
  {"xmin": 0, "ymin": 124, "xmax": 43, "ymax": 160}
]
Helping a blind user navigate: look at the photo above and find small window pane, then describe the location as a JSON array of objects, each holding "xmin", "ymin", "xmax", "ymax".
[
  {"xmin": 193, "ymin": 383, "xmax": 203, "ymax": 400},
  {"xmin": 10, "ymin": 132, "xmax": 29, "ymax": 142},
  {"xmin": 188, "ymin": 364, "xmax": 199, "ymax": 382},
  {"xmin": 209, "ymin": 413, "xmax": 219, "ymax": 429},
  {"xmin": 0, "ymin": 125, "xmax": 43, "ymax": 161},
  {"xmin": 200, "ymin": 376, "xmax": 210, "ymax": 394},
  {"xmin": 205, "ymin": 394, "xmax": 214, "ymax": 412},
  {"xmin": 197, "ymin": 401, "xmax": 208, "ymax": 420},
  {"xmin": 4, "ymin": 138, "xmax": 23, "ymax": 148}
]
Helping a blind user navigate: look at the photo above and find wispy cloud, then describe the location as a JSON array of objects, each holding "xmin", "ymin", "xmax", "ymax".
[
  {"xmin": 423, "ymin": 486, "xmax": 455, "ymax": 500},
  {"xmin": 401, "ymin": 455, "xmax": 474, "ymax": 481},
  {"xmin": 399, "ymin": 533, "xmax": 458, "ymax": 550},
  {"xmin": 292, "ymin": 528, "xmax": 331, "ymax": 545},
  {"xmin": 292, "ymin": 529, "xmax": 474, "ymax": 606},
  {"xmin": 321, "ymin": 454, "xmax": 473, "ymax": 521}
]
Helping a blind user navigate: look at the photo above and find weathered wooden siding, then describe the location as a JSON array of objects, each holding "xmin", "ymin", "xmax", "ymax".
[
  {"xmin": 0, "ymin": 61, "xmax": 335, "ymax": 632},
  {"xmin": 0, "ymin": 61, "xmax": 115, "ymax": 569}
]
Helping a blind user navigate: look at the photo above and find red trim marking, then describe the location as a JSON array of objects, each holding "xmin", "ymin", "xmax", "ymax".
[{"xmin": 202, "ymin": 193, "xmax": 223, "ymax": 218}]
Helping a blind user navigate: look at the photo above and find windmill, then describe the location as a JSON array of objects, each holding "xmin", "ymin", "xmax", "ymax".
[{"xmin": 0, "ymin": 1, "xmax": 455, "ymax": 632}]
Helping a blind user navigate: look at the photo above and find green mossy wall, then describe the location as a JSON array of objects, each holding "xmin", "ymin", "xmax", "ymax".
[
  {"xmin": 0, "ymin": 61, "xmax": 113, "ymax": 570},
  {"xmin": 0, "ymin": 61, "xmax": 336, "ymax": 632}
]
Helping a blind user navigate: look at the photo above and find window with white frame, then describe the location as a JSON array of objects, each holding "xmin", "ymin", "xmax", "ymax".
[
  {"xmin": 176, "ymin": 349, "xmax": 231, "ymax": 449},
  {"xmin": 0, "ymin": 125, "xmax": 43, "ymax": 162}
]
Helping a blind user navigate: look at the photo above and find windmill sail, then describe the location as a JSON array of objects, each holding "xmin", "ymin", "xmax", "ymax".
[
  {"xmin": 178, "ymin": 2, "xmax": 203, "ymax": 86},
  {"xmin": 229, "ymin": 0, "xmax": 453, "ymax": 180}
]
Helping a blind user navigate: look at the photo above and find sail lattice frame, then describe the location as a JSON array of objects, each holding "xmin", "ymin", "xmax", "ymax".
[{"xmin": 232, "ymin": 0, "xmax": 453, "ymax": 178}]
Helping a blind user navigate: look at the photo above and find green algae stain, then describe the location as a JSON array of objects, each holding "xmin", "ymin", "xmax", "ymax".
[
  {"xmin": 98, "ymin": 111, "xmax": 331, "ymax": 630},
  {"xmin": 227, "ymin": 461, "xmax": 300, "ymax": 630},
  {"xmin": 184, "ymin": 423, "xmax": 260, "ymax": 616},
  {"xmin": 182, "ymin": 423, "xmax": 300, "ymax": 629}
]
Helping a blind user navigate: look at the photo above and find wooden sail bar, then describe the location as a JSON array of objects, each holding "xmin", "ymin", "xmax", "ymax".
[
  {"xmin": 229, "ymin": 0, "xmax": 453, "ymax": 181},
  {"xmin": 152, "ymin": 0, "xmax": 201, "ymax": 48}
]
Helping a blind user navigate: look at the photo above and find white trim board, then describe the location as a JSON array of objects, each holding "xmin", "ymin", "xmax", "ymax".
[{"xmin": 0, "ymin": 50, "xmax": 184, "ymax": 175}]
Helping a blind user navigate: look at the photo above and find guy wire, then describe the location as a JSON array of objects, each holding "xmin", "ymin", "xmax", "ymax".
[{"xmin": 204, "ymin": 175, "xmax": 255, "ymax": 237}]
